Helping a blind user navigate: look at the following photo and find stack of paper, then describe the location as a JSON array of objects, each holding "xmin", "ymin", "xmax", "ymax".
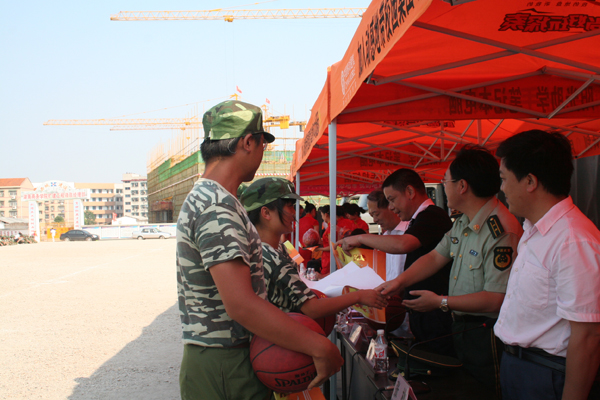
[{"xmin": 309, "ymin": 262, "xmax": 385, "ymax": 297}]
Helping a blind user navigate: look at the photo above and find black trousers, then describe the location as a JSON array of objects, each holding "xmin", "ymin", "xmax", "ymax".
[
  {"xmin": 452, "ymin": 317, "xmax": 503, "ymax": 395},
  {"xmin": 408, "ymin": 309, "xmax": 455, "ymax": 357}
]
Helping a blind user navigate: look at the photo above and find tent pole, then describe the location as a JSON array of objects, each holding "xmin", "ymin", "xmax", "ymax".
[
  {"xmin": 295, "ymin": 172, "xmax": 300, "ymax": 249},
  {"xmin": 328, "ymin": 118, "xmax": 338, "ymax": 400},
  {"xmin": 329, "ymin": 118, "xmax": 337, "ymax": 274}
]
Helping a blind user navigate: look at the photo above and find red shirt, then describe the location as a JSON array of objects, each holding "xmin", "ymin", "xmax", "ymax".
[
  {"xmin": 353, "ymin": 218, "xmax": 369, "ymax": 233},
  {"xmin": 336, "ymin": 217, "xmax": 355, "ymax": 239}
]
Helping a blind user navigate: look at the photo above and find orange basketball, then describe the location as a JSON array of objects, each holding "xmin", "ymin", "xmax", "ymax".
[{"xmin": 250, "ymin": 313, "xmax": 325, "ymax": 393}]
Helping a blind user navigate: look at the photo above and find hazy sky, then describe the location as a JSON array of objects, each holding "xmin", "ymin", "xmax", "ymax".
[{"xmin": 1, "ymin": 1, "xmax": 367, "ymax": 184}]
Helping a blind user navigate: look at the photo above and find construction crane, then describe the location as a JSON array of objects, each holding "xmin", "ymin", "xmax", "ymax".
[
  {"xmin": 44, "ymin": 96, "xmax": 306, "ymax": 171},
  {"xmin": 44, "ymin": 117, "xmax": 200, "ymax": 130},
  {"xmin": 110, "ymin": 8, "xmax": 365, "ymax": 22},
  {"xmin": 43, "ymin": 113, "xmax": 304, "ymax": 132},
  {"xmin": 107, "ymin": 8, "xmax": 352, "ymax": 129}
]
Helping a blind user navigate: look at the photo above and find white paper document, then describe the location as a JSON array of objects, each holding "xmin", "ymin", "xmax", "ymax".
[{"xmin": 309, "ymin": 262, "xmax": 385, "ymax": 297}]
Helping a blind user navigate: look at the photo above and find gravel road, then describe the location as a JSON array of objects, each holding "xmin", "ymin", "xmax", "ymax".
[{"xmin": 0, "ymin": 239, "xmax": 182, "ymax": 400}]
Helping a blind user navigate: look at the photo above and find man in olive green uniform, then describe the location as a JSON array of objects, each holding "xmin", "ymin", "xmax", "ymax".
[{"xmin": 378, "ymin": 145, "xmax": 522, "ymax": 394}]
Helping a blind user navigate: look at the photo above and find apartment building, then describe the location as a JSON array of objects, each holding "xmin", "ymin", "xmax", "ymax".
[
  {"xmin": 122, "ymin": 173, "xmax": 148, "ymax": 222},
  {"xmin": 115, "ymin": 183, "xmax": 124, "ymax": 217},
  {"xmin": 75, "ymin": 182, "xmax": 123, "ymax": 225},
  {"xmin": 0, "ymin": 178, "xmax": 34, "ymax": 219}
]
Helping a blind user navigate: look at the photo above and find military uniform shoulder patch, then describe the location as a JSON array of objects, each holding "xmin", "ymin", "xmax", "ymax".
[
  {"xmin": 487, "ymin": 215, "xmax": 505, "ymax": 239},
  {"xmin": 493, "ymin": 247, "xmax": 513, "ymax": 271},
  {"xmin": 451, "ymin": 237, "xmax": 459, "ymax": 244}
]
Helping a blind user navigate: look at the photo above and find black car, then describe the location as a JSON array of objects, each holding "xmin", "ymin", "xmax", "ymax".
[{"xmin": 60, "ymin": 230, "xmax": 99, "ymax": 242}]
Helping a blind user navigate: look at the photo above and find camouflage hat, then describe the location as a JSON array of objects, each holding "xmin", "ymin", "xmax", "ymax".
[
  {"xmin": 240, "ymin": 177, "xmax": 304, "ymax": 212},
  {"xmin": 203, "ymin": 100, "xmax": 275, "ymax": 143}
]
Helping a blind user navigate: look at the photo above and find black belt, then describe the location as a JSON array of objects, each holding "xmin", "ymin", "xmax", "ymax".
[{"xmin": 504, "ymin": 344, "xmax": 566, "ymax": 373}]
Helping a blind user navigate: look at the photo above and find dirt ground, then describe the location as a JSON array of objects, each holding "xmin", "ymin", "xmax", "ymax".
[{"xmin": 0, "ymin": 239, "xmax": 182, "ymax": 400}]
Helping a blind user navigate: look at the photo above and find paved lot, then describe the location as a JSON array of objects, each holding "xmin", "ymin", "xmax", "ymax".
[{"xmin": 0, "ymin": 239, "xmax": 182, "ymax": 400}]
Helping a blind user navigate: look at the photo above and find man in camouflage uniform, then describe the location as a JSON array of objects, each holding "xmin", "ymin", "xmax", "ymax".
[
  {"xmin": 241, "ymin": 177, "xmax": 316, "ymax": 313},
  {"xmin": 378, "ymin": 146, "xmax": 523, "ymax": 394},
  {"xmin": 176, "ymin": 101, "xmax": 343, "ymax": 400},
  {"xmin": 240, "ymin": 177, "xmax": 386, "ymax": 317}
]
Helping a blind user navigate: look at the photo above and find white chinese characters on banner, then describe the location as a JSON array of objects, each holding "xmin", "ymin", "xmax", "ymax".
[
  {"xmin": 28, "ymin": 201, "xmax": 40, "ymax": 241},
  {"xmin": 73, "ymin": 199, "xmax": 83, "ymax": 230}
]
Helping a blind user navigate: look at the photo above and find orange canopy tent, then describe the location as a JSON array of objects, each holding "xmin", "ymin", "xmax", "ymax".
[
  {"xmin": 291, "ymin": 0, "xmax": 600, "ymax": 196},
  {"xmin": 291, "ymin": 5, "xmax": 600, "ymax": 396}
]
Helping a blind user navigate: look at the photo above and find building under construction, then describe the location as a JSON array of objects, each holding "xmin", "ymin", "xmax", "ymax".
[{"xmin": 147, "ymin": 106, "xmax": 304, "ymax": 223}]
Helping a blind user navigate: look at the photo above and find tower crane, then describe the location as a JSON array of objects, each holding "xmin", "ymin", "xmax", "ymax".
[
  {"xmin": 43, "ymin": 95, "xmax": 306, "ymax": 171},
  {"xmin": 43, "ymin": 112, "xmax": 304, "ymax": 132},
  {"xmin": 44, "ymin": 93, "xmax": 305, "ymax": 132},
  {"xmin": 110, "ymin": 8, "xmax": 365, "ymax": 22},
  {"xmin": 43, "ymin": 117, "xmax": 200, "ymax": 130}
]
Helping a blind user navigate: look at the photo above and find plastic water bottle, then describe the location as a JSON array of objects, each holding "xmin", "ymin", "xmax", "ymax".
[
  {"xmin": 336, "ymin": 309, "xmax": 349, "ymax": 334},
  {"xmin": 373, "ymin": 329, "xmax": 389, "ymax": 374}
]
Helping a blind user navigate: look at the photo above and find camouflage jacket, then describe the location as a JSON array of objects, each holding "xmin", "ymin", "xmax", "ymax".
[
  {"xmin": 262, "ymin": 242, "xmax": 316, "ymax": 313},
  {"xmin": 176, "ymin": 179, "xmax": 266, "ymax": 347}
]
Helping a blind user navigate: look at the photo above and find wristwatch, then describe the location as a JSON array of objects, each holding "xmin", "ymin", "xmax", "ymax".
[{"xmin": 440, "ymin": 296, "xmax": 449, "ymax": 312}]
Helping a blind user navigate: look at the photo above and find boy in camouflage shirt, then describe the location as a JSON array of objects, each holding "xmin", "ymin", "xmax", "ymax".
[
  {"xmin": 240, "ymin": 177, "xmax": 387, "ymax": 317},
  {"xmin": 177, "ymin": 101, "xmax": 343, "ymax": 400}
]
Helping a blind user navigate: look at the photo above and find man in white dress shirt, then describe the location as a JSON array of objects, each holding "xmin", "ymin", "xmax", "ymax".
[
  {"xmin": 366, "ymin": 189, "xmax": 406, "ymax": 280},
  {"xmin": 494, "ymin": 130, "xmax": 600, "ymax": 400},
  {"xmin": 339, "ymin": 170, "xmax": 454, "ymax": 356}
]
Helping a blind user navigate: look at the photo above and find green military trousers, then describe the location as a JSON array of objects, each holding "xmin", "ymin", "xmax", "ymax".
[{"xmin": 180, "ymin": 344, "xmax": 272, "ymax": 400}]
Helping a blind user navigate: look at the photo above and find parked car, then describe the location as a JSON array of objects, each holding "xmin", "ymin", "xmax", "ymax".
[
  {"xmin": 132, "ymin": 228, "xmax": 172, "ymax": 240},
  {"xmin": 60, "ymin": 230, "xmax": 99, "ymax": 241}
]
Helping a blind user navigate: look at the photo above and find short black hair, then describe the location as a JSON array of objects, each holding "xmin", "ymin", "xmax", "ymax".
[
  {"xmin": 449, "ymin": 145, "xmax": 501, "ymax": 198},
  {"xmin": 367, "ymin": 190, "xmax": 389, "ymax": 209},
  {"xmin": 200, "ymin": 133, "xmax": 262, "ymax": 164},
  {"xmin": 247, "ymin": 198, "xmax": 296, "ymax": 227},
  {"xmin": 319, "ymin": 205, "xmax": 330, "ymax": 215},
  {"xmin": 382, "ymin": 168, "xmax": 426, "ymax": 195},
  {"xmin": 496, "ymin": 130, "xmax": 573, "ymax": 197},
  {"xmin": 304, "ymin": 203, "xmax": 316, "ymax": 213}
]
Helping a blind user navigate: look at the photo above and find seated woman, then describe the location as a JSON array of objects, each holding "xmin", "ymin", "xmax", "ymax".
[{"xmin": 240, "ymin": 177, "xmax": 387, "ymax": 316}]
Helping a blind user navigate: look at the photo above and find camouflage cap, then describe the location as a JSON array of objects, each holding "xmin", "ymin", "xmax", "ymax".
[
  {"xmin": 240, "ymin": 177, "xmax": 304, "ymax": 212},
  {"xmin": 203, "ymin": 100, "xmax": 275, "ymax": 143}
]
